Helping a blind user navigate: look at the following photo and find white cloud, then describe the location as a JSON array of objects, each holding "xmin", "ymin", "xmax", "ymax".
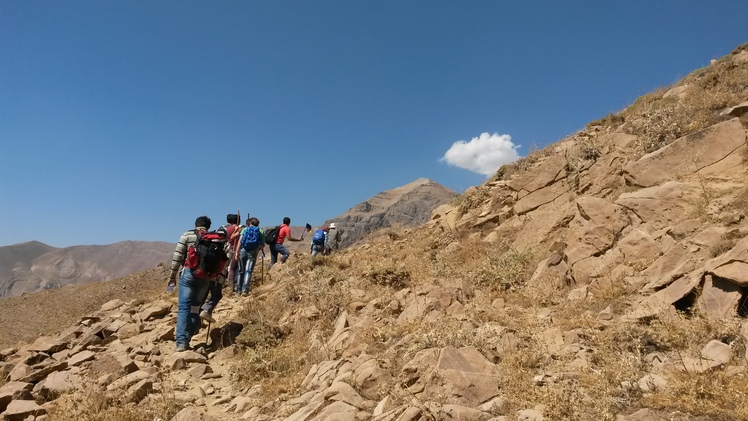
[{"xmin": 441, "ymin": 132, "xmax": 520, "ymax": 177}]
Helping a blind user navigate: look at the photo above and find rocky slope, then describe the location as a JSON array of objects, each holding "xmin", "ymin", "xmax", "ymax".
[
  {"xmin": 1, "ymin": 45, "xmax": 748, "ymax": 421},
  {"xmin": 0, "ymin": 241, "xmax": 174, "ymax": 298},
  {"xmin": 324, "ymin": 178, "xmax": 458, "ymax": 248}
]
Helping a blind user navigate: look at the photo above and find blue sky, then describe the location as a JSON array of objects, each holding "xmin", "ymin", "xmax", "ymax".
[{"xmin": 1, "ymin": 1, "xmax": 746, "ymax": 248}]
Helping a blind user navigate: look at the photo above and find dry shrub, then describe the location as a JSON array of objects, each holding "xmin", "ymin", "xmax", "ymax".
[
  {"xmin": 232, "ymin": 296, "xmax": 315, "ymax": 400},
  {"xmin": 710, "ymin": 229, "xmax": 743, "ymax": 257},
  {"xmin": 643, "ymin": 370, "xmax": 748, "ymax": 419},
  {"xmin": 406, "ymin": 318, "xmax": 492, "ymax": 356},
  {"xmin": 498, "ymin": 342, "xmax": 619, "ymax": 420},
  {"xmin": 469, "ymin": 242, "xmax": 538, "ymax": 290},
  {"xmin": 429, "ymin": 236, "xmax": 491, "ymax": 278},
  {"xmin": 585, "ymin": 276, "xmax": 639, "ymax": 314},
  {"xmin": 367, "ymin": 267, "xmax": 411, "ymax": 289},
  {"xmin": 726, "ymin": 186, "xmax": 748, "ymax": 212},
  {"xmin": 231, "ymin": 260, "xmax": 360, "ymax": 400},
  {"xmin": 452, "ymin": 186, "xmax": 491, "ymax": 217},
  {"xmin": 47, "ymin": 381, "xmax": 180, "ymax": 421},
  {"xmin": 587, "ymin": 113, "xmax": 626, "ymax": 130},
  {"xmin": 496, "ymin": 142, "xmax": 556, "ymax": 181},
  {"xmin": 641, "ymin": 310, "xmax": 743, "ymax": 352},
  {"xmin": 621, "ymin": 54, "xmax": 748, "ymax": 155}
]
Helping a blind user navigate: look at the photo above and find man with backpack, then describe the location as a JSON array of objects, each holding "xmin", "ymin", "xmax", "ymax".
[
  {"xmin": 168, "ymin": 216, "xmax": 229, "ymax": 352},
  {"xmin": 326, "ymin": 223, "xmax": 341, "ymax": 253},
  {"xmin": 267, "ymin": 216, "xmax": 303, "ymax": 270},
  {"xmin": 236, "ymin": 217, "xmax": 263, "ymax": 295},
  {"xmin": 199, "ymin": 213, "xmax": 239, "ymax": 323},
  {"xmin": 310, "ymin": 226, "xmax": 329, "ymax": 259}
]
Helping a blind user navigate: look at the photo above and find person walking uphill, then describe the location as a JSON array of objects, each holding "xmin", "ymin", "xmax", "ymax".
[
  {"xmin": 268, "ymin": 216, "xmax": 303, "ymax": 270},
  {"xmin": 236, "ymin": 217, "xmax": 263, "ymax": 295},
  {"xmin": 199, "ymin": 213, "xmax": 239, "ymax": 324},
  {"xmin": 168, "ymin": 216, "xmax": 228, "ymax": 352},
  {"xmin": 310, "ymin": 226, "xmax": 329, "ymax": 259}
]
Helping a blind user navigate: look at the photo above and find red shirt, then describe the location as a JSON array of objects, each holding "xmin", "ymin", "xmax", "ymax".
[
  {"xmin": 225, "ymin": 224, "xmax": 239, "ymax": 247},
  {"xmin": 277, "ymin": 224, "xmax": 291, "ymax": 244}
]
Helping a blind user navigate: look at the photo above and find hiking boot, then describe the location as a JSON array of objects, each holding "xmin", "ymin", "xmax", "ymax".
[
  {"xmin": 241, "ymin": 291, "xmax": 249, "ymax": 297},
  {"xmin": 174, "ymin": 343, "xmax": 188, "ymax": 353},
  {"xmin": 199, "ymin": 310, "xmax": 216, "ymax": 323}
]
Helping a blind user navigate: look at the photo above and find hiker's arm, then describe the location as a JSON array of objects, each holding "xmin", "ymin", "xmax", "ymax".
[{"xmin": 168, "ymin": 233, "xmax": 190, "ymax": 283}]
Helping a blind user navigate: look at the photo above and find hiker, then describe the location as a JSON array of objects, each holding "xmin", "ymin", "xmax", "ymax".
[
  {"xmin": 326, "ymin": 223, "xmax": 341, "ymax": 253},
  {"xmin": 268, "ymin": 216, "xmax": 303, "ymax": 270},
  {"xmin": 236, "ymin": 217, "xmax": 263, "ymax": 295},
  {"xmin": 199, "ymin": 213, "xmax": 239, "ymax": 323},
  {"xmin": 224, "ymin": 213, "xmax": 241, "ymax": 289},
  {"xmin": 168, "ymin": 216, "xmax": 223, "ymax": 352},
  {"xmin": 310, "ymin": 226, "xmax": 329, "ymax": 259}
]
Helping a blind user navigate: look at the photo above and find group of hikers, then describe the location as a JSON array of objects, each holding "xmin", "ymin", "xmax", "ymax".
[{"xmin": 166, "ymin": 213, "xmax": 341, "ymax": 352}]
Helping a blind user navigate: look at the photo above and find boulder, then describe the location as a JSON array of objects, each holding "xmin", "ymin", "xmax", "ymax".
[
  {"xmin": 616, "ymin": 182, "xmax": 702, "ymax": 231},
  {"xmin": 697, "ymin": 275, "xmax": 743, "ymax": 320},
  {"xmin": 623, "ymin": 118, "xmax": 746, "ymax": 187},
  {"xmin": 1, "ymin": 399, "xmax": 46, "ymax": 421}
]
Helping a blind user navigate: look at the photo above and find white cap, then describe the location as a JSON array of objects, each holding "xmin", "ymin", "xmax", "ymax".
[{"xmin": 329, "ymin": 223, "xmax": 336, "ymax": 229}]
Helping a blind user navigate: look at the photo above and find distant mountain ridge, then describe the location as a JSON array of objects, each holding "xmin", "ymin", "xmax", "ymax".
[
  {"xmin": 0, "ymin": 178, "xmax": 456, "ymax": 297},
  {"xmin": 0, "ymin": 240, "xmax": 173, "ymax": 298},
  {"xmin": 324, "ymin": 178, "xmax": 458, "ymax": 248}
]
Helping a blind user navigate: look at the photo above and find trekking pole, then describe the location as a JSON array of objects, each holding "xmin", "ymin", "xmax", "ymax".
[{"xmin": 260, "ymin": 248, "xmax": 265, "ymax": 283}]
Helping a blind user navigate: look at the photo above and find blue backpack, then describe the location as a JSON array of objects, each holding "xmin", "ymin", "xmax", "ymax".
[
  {"xmin": 240, "ymin": 226, "xmax": 262, "ymax": 251},
  {"xmin": 312, "ymin": 229, "xmax": 326, "ymax": 245}
]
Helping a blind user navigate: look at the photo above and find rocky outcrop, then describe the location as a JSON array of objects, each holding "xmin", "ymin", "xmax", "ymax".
[{"xmin": 430, "ymin": 108, "xmax": 748, "ymax": 322}]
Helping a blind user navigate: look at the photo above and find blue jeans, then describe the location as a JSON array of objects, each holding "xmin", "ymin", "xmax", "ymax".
[
  {"xmin": 311, "ymin": 244, "xmax": 324, "ymax": 258},
  {"xmin": 237, "ymin": 248, "xmax": 258, "ymax": 293},
  {"xmin": 200, "ymin": 277, "xmax": 223, "ymax": 315},
  {"xmin": 269, "ymin": 243, "xmax": 290, "ymax": 269},
  {"xmin": 176, "ymin": 268, "xmax": 211, "ymax": 348}
]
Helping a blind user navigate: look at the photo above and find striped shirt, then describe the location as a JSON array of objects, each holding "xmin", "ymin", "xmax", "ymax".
[{"xmin": 168, "ymin": 227, "xmax": 205, "ymax": 282}]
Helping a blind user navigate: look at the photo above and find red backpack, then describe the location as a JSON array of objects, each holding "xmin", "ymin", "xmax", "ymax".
[{"xmin": 185, "ymin": 229, "xmax": 229, "ymax": 280}]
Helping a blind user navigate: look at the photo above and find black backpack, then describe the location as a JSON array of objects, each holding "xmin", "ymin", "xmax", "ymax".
[
  {"xmin": 185, "ymin": 229, "xmax": 229, "ymax": 280},
  {"xmin": 264, "ymin": 226, "xmax": 280, "ymax": 245}
]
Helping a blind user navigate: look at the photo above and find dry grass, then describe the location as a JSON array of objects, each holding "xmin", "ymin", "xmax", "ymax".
[
  {"xmin": 495, "ymin": 142, "xmax": 555, "ymax": 181},
  {"xmin": 634, "ymin": 57, "xmax": 747, "ymax": 155},
  {"xmin": 0, "ymin": 266, "xmax": 170, "ymax": 349},
  {"xmin": 643, "ymin": 370, "xmax": 748, "ymax": 419},
  {"xmin": 452, "ymin": 186, "xmax": 492, "ymax": 217},
  {"xmin": 47, "ymin": 379, "xmax": 180, "ymax": 421},
  {"xmin": 581, "ymin": 46, "xmax": 748, "ymax": 157}
]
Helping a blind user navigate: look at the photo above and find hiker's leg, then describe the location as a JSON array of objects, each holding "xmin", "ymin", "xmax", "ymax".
[
  {"xmin": 233, "ymin": 267, "xmax": 241, "ymax": 290},
  {"xmin": 268, "ymin": 244, "xmax": 278, "ymax": 270},
  {"xmin": 201, "ymin": 276, "xmax": 221, "ymax": 314},
  {"xmin": 243, "ymin": 251, "xmax": 257, "ymax": 294},
  {"xmin": 176, "ymin": 268, "xmax": 196, "ymax": 348},
  {"xmin": 209, "ymin": 280, "xmax": 223, "ymax": 313},
  {"xmin": 227, "ymin": 256, "xmax": 237, "ymax": 291},
  {"xmin": 187, "ymin": 278, "xmax": 211, "ymax": 343},
  {"xmin": 277, "ymin": 244, "xmax": 290, "ymax": 263},
  {"xmin": 237, "ymin": 249, "xmax": 248, "ymax": 293}
]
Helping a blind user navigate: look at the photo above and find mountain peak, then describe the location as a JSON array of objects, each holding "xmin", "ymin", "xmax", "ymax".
[{"xmin": 325, "ymin": 178, "xmax": 458, "ymax": 247}]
